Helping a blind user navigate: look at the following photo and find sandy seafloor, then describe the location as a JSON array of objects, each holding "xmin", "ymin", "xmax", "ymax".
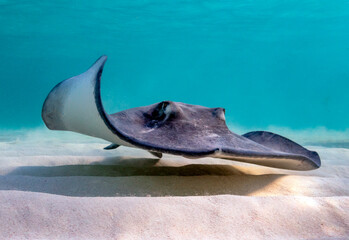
[{"xmin": 0, "ymin": 129, "xmax": 348, "ymax": 239}]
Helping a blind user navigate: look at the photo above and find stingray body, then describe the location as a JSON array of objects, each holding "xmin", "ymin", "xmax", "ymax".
[{"xmin": 42, "ymin": 56, "xmax": 321, "ymax": 171}]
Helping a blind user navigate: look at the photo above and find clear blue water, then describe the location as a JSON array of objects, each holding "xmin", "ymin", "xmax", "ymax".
[{"xmin": 0, "ymin": 1, "xmax": 348, "ymax": 134}]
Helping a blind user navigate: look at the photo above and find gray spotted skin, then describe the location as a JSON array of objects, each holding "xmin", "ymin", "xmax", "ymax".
[
  {"xmin": 109, "ymin": 102, "xmax": 264, "ymax": 154},
  {"xmin": 107, "ymin": 101, "xmax": 321, "ymax": 170},
  {"xmin": 42, "ymin": 55, "xmax": 321, "ymax": 171}
]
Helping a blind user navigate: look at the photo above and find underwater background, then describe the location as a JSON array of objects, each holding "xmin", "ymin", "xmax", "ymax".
[{"xmin": 0, "ymin": 0, "xmax": 348, "ymax": 144}]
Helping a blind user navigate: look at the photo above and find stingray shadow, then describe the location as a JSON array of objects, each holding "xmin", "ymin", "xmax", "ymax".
[
  {"xmin": 7, "ymin": 156, "xmax": 247, "ymax": 177},
  {"xmin": 2, "ymin": 156, "xmax": 285, "ymax": 197}
]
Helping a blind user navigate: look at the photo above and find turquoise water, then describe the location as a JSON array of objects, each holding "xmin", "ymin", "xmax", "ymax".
[{"xmin": 0, "ymin": 1, "xmax": 348, "ymax": 134}]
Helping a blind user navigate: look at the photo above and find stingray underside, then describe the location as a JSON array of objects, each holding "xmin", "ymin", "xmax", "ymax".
[{"xmin": 42, "ymin": 56, "xmax": 321, "ymax": 171}]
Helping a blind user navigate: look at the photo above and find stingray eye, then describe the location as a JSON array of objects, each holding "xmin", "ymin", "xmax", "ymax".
[
  {"xmin": 145, "ymin": 101, "xmax": 172, "ymax": 128},
  {"xmin": 151, "ymin": 101, "xmax": 170, "ymax": 121}
]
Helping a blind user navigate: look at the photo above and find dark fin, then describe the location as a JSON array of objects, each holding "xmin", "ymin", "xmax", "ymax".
[
  {"xmin": 104, "ymin": 143, "xmax": 120, "ymax": 150},
  {"xmin": 148, "ymin": 151, "xmax": 163, "ymax": 158},
  {"xmin": 243, "ymin": 131, "xmax": 321, "ymax": 168}
]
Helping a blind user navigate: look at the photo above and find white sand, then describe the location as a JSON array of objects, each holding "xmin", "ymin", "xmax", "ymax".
[{"xmin": 0, "ymin": 130, "xmax": 348, "ymax": 239}]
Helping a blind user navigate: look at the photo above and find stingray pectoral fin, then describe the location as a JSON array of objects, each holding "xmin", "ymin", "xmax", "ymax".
[
  {"xmin": 215, "ymin": 149, "xmax": 318, "ymax": 171},
  {"xmin": 104, "ymin": 143, "xmax": 120, "ymax": 150},
  {"xmin": 41, "ymin": 56, "xmax": 131, "ymax": 147},
  {"xmin": 217, "ymin": 131, "xmax": 321, "ymax": 170}
]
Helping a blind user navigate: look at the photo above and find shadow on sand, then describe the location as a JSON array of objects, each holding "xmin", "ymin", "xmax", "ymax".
[{"xmin": 1, "ymin": 156, "xmax": 285, "ymax": 197}]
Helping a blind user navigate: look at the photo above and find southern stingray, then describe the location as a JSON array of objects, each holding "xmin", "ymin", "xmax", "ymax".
[{"xmin": 42, "ymin": 56, "xmax": 321, "ymax": 171}]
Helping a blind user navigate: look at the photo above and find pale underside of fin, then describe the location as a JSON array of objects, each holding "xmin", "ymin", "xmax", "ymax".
[
  {"xmin": 41, "ymin": 56, "xmax": 321, "ymax": 171},
  {"xmin": 41, "ymin": 56, "xmax": 132, "ymax": 147}
]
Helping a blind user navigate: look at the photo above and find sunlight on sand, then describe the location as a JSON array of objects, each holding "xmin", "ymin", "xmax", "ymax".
[{"xmin": 0, "ymin": 129, "xmax": 348, "ymax": 239}]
